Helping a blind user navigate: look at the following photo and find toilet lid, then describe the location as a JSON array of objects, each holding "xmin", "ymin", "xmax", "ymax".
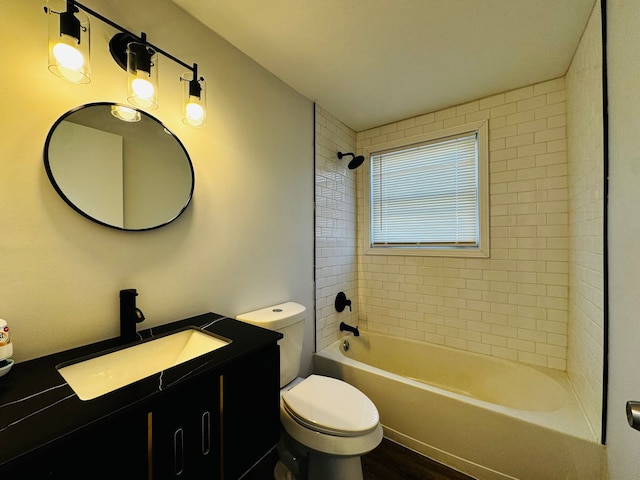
[{"xmin": 282, "ymin": 375, "xmax": 380, "ymax": 437}]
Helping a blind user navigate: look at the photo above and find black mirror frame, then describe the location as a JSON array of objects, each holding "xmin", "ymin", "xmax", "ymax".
[{"xmin": 44, "ymin": 102, "xmax": 195, "ymax": 231}]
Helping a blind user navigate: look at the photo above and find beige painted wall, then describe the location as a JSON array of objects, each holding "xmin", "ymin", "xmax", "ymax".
[
  {"xmin": 0, "ymin": 0, "xmax": 315, "ymax": 372},
  {"xmin": 606, "ymin": 0, "xmax": 640, "ymax": 476}
]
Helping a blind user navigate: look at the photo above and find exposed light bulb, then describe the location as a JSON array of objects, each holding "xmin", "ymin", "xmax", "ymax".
[
  {"xmin": 181, "ymin": 71, "xmax": 206, "ymax": 128},
  {"xmin": 53, "ymin": 41, "xmax": 84, "ymax": 70},
  {"xmin": 126, "ymin": 41, "xmax": 158, "ymax": 109},
  {"xmin": 51, "ymin": 47, "xmax": 86, "ymax": 83},
  {"xmin": 46, "ymin": 2, "xmax": 90, "ymax": 84},
  {"xmin": 50, "ymin": 37, "xmax": 88, "ymax": 83},
  {"xmin": 130, "ymin": 77, "xmax": 155, "ymax": 107},
  {"xmin": 185, "ymin": 101, "xmax": 204, "ymax": 127}
]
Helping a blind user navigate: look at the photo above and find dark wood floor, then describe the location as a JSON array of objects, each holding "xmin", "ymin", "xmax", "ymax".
[
  {"xmin": 362, "ymin": 438, "xmax": 475, "ymax": 480},
  {"xmin": 243, "ymin": 437, "xmax": 475, "ymax": 480}
]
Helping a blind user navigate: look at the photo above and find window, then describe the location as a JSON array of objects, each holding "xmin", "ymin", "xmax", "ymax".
[{"xmin": 364, "ymin": 121, "xmax": 489, "ymax": 257}]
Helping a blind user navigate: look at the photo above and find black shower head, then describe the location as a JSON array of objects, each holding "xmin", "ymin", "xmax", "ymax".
[{"xmin": 337, "ymin": 151, "xmax": 365, "ymax": 170}]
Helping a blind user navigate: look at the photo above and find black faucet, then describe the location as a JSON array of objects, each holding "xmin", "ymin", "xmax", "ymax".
[
  {"xmin": 120, "ymin": 289, "xmax": 145, "ymax": 343},
  {"xmin": 340, "ymin": 321, "xmax": 359, "ymax": 337}
]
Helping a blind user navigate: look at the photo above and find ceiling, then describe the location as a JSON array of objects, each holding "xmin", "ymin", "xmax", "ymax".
[{"xmin": 171, "ymin": 0, "xmax": 596, "ymax": 132}]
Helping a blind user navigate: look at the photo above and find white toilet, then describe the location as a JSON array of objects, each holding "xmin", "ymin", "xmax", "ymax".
[{"xmin": 236, "ymin": 302, "xmax": 383, "ymax": 480}]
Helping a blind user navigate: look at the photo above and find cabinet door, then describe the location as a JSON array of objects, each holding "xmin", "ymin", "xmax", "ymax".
[
  {"xmin": 6, "ymin": 408, "xmax": 148, "ymax": 479},
  {"xmin": 222, "ymin": 344, "xmax": 280, "ymax": 480},
  {"xmin": 152, "ymin": 374, "xmax": 221, "ymax": 480}
]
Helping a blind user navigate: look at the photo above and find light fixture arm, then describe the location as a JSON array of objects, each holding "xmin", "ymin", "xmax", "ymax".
[{"xmin": 62, "ymin": 0, "xmax": 198, "ymax": 77}]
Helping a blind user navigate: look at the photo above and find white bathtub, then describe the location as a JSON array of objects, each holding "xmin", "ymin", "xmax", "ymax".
[{"xmin": 314, "ymin": 332, "xmax": 606, "ymax": 480}]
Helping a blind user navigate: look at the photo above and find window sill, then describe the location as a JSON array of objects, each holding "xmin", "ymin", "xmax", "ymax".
[{"xmin": 364, "ymin": 244, "xmax": 490, "ymax": 258}]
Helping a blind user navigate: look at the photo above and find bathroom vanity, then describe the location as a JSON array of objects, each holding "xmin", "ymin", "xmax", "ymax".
[{"xmin": 0, "ymin": 313, "xmax": 282, "ymax": 479}]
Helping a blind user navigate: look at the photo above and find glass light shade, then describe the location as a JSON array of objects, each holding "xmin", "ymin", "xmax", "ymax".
[
  {"xmin": 126, "ymin": 42, "xmax": 158, "ymax": 109},
  {"xmin": 181, "ymin": 72, "xmax": 206, "ymax": 128},
  {"xmin": 110, "ymin": 105, "xmax": 141, "ymax": 122},
  {"xmin": 47, "ymin": 0, "xmax": 90, "ymax": 84}
]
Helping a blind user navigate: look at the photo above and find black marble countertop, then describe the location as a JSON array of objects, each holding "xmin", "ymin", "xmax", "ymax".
[{"xmin": 0, "ymin": 313, "xmax": 282, "ymax": 471}]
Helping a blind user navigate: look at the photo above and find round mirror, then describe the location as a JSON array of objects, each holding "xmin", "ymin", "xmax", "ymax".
[{"xmin": 44, "ymin": 103, "xmax": 195, "ymax": 231}]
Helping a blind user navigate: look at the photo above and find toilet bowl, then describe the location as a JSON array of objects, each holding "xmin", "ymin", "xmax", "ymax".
[
  {"xmin": 236, "ymin": 303, "xmax": 383, "ymax": 480},
  {"xmin": 281, "ymin": 375, "xmax": 382, "ymax": 455},
  {"xmin": 275, "ymin": 375, "xmax": 383, "ymax": 480}
]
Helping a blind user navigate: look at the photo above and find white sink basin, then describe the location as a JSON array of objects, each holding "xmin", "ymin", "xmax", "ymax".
[{"xmin": 57, "ymin": 329, "xmax": 231, "ymax": 401}]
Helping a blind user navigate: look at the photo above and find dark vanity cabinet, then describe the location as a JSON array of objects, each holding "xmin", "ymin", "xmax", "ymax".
[
  {"xmin": 152, "ymin": 342, "xmax": 280, "ymax": 479},
  {"xmin": 222, "ymin": 343, "xmax": 280, "ymax": 480},
  {"xmin": 11, "ymin": 408, "xmax": 149, "ymax": 478},
  {"xmin": 151, "ymin": 371, "xmax": 221, "ymax": 479},
  {"xmin": 146, "ymin": 344, "xmax": 280, "ymax": 480},
  {"xmin": 1, "ymin": 321, "xmax": 281, "ymax": 480}
]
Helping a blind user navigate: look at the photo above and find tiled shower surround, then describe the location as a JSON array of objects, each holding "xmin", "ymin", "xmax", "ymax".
[
  {"xmin": 356, "ymin": 77, "xmax": 572, "ymax": 370},
  {"xmin": 566, "ymin": 3, "xmax": 604, "ymax": 438},
  {"xmin": 315, "ymin": 0, "xmax": 603, "ymax": 440},
  {"xmin": 315, "ymin": 105, "xmax": 359, "ymax": 345}
]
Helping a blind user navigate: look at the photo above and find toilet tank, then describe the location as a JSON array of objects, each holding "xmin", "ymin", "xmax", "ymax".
[{"xmin": 236, "ymin": 302, "xmax": 306, "ymax": 388}]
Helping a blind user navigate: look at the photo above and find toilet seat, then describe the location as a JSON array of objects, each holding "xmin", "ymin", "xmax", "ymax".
[{"xmin": 282, "ymin": 375, "xmax": 380, "ymax": 437}]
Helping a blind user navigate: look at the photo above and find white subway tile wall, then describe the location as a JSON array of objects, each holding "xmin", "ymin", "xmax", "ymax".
[
  {"xmin": 315, "ymin": 105, "xmax": 359, "ymax": 348},
  {"xmin": 314, "ymin": 0, "xmax": 603, "ymax": 440},
  {"xmin": 566, "ymin": 1, "xmax": 604, "ymax": 439},
  {"xmin": 356, "ymin": 78, "xmax": 572, "ymax": 371}
]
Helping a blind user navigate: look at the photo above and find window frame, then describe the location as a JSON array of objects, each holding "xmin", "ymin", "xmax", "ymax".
[{"xmin": 362, "ymin": 120, "xmax": 489, "ymax": 258}]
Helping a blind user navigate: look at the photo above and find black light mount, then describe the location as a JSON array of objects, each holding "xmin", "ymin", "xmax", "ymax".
[
  {"xmin": 57, "ymin": 0, "xmax": 201, "ymax": 90},
  {"xmin": 109, "ymin": 32, "xmax": 150, "ymax": 72},
  {"xmin": 44, "ymin": 0, "xmax": 83, "ymax": 43},
  {"xmin": 58, "ymin": 1, "xmax": 82, "ymax": 43},
  {"xmin": 186, "ymin": 63, "xmax": 203, "ymax": 98}
]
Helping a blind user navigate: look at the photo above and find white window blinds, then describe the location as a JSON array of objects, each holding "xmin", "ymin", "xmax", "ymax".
[{"xmin": 370, "ymin": 132, "xmax": 478, "ymax": 247}]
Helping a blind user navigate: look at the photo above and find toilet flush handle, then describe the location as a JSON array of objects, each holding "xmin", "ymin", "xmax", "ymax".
[{"xmin": 627, "ymin": 401, "xmax": 640, "ymax": 431}]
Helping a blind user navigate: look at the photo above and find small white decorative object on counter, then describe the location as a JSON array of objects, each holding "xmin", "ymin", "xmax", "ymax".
[
  {"xmin": 0, "ymin": 319, "xmax": 12, "ymax": 361},
  {"xmin": 0, "ymin": 319, "xmax": 14, "ymax": 377}
]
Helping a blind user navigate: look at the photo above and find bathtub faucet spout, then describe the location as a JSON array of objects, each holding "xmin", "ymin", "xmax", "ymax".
[{"xmin": 340, "ymin": 322, "xmax": 359, "ymax": 337}]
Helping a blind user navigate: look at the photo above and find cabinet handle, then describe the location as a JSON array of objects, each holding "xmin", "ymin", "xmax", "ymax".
[
  {"xmin": 174, "ymin": 428, "xmax": 184, "ymax": 476},
  {"xmin": 202, "ymin": 411, "xmax": 211, "ymax": 455}
]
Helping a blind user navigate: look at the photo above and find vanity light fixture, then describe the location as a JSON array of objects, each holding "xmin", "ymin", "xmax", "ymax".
[
  {"xmin": 108, "ymin": 32, "xmax": 159, "ymax": 110},
  {"xmin": 181, "ymin": 65, "xmax": 206, "ymax": 128},
  {"xmin": 43, "ymin": 0, "xmax": 206, "ymax": 126},
  {"xmin": 45, "ymin": 0, "xmax": 90, "ymax": 84}
]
